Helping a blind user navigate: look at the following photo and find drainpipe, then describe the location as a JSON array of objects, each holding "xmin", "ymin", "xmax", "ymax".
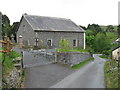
[{"xmin": 83, "ymin": 32, "xmax": 86, "ymax": 49}]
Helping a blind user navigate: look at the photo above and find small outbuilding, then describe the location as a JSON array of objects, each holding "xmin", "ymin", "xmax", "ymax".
[{"xmin": 112, "ymin": 46, "xmax": 120, "ymax": 61}]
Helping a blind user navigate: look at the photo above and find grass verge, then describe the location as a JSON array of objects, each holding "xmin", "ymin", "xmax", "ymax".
[
  {"xmin": 2, "ymin": 51, "xmax": 21, "ymax": 76},
  {"xmin": 57, "ymin": 47, "xmax": 89, "ymax": 53},
  {"xmin": 20, "ymin": 70, "xmax": 26, "ymax": 88},
  {"xmin": 71, "ymin": 57, "xmax": 94, "ymax": 69},
  {"xmin": 99, "ymin": 55, "xmax": 109, "ymax": 59},
  {"xmin": 104, "ymin": 59, "xmax": 120, "ymax": 88}
]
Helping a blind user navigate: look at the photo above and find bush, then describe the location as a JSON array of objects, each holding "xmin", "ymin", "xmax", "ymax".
[
  {"xmin": 10, "ymin": 51, "xmax": 21, "ymax": 58},
  {"xmin": 59, "ymin": 39, "xmax": 72, "ymax": 52},
  {"xmin": 102, "ymin": 50, "xmax": 111, "ymax": 56},
  {"xmin": 99, "ymin": 55, "xmax": 108, "ymax": 59}
]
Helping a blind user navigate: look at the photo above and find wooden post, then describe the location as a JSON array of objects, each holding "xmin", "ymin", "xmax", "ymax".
[
  {"xmin": 21, "ymin": 51, "xmax": 24, "ymax": 68},
  {"xmin": 55, "ymin": 48, "xmax": 57, "ymax": 63},
  {"xmin": 118, "ymin": 49, "xmax": 120, "ymax": 88},
  {"xmin": 1, "ymin": 34, "xmax": 13, "ymax": 65}
]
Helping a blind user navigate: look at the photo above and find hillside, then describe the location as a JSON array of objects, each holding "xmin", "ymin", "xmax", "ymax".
[
  {"xmin": 100, "ymin": 25, "xmax": 118, "ymax": 32},
  {"xmin": 106, "ymin": 32, "xmax": 118, "ymax": 43}
]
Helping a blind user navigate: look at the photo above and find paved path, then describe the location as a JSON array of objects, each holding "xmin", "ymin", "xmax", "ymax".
[
  {"xmin": 24, "ymin": 63, "xmax": 76, "ymax": 88},
  {"xmin": 50, "ymin": 54, "xmax": 107, "ymax": 88}
]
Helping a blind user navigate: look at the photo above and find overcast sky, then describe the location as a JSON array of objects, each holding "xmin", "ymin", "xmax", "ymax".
[{"xmin": 0, "ymin": 0, "xmax": 119, "ymax": 27}]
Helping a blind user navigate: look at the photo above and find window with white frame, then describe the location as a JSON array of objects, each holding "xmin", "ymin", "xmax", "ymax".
[
  {"xmin": 47, "ymin": 39, "xmax": 52, "ymax": 47},
  {"xmin": 73, "ymin": 39, "xmax": 77, "ymax": 47}
]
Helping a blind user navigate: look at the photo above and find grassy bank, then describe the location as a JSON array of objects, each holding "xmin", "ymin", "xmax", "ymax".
[
  {"xmin": 104, "ymin": 59, "xmax": 120, "ymax": 88},
  {"xmin": 99, "ymin": 55, "xmax": 109, "ymax": 59},
  {"xmin": 71, "ymin": 57, "xmax": 94, "ymax": 69},
  {"xmin": 3, "ymin": 51, "xmax": 21, "ymax": 76},
  {"xmin": 0, "ymin": 47, "xmax": 3, "ymax": 63}
]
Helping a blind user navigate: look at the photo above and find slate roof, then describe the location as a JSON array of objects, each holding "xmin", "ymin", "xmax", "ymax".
[{"xmin": 23, "ymin": 15, "xmax": 85, "ymax": 32}]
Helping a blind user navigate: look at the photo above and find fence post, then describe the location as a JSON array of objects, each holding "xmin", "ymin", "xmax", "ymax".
[
  {"xmin": 21, "ymin": 51, "xmax": 24, "ymax": 68},
  {"xmin": 118, "ymin": 51, "xmax": 120, "ymax": 88},
  {"xmin": 55, "ymin": 48, "xmax": 57, "ymax": 63}
]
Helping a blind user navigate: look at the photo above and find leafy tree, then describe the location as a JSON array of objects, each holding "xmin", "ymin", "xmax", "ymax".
[
  {"xmin": 86, "ymin": 29, "xmax": 94, "ymax": 36},
  {"xmin": 106, "ymin": 25, "xmax": 114, "ymax": 32},
  {"xmin": 87, "ymin": 24, "xmax": 103, "ymax": 36},
  {"xmin": 93, "ymin": 33, "xmax": 111, "ymax": 53},
  {"xmin": 86, "ymin": 35, "xmax": 95, "ymax": 47},
  {"xmin": 118, "ymin": 25, "xmax": 120, "ymax": 38},
  {"xmin": 10, "ymin": 22, "xmax": 20, "ymax": 41},
  {"xmin": 2, "ymin": 14, "xmax": 11, "ymax": 38}
]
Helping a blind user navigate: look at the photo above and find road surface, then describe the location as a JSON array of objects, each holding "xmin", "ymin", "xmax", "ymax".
[
  {"xmin": 24, "ymin": 63, "xmax": 75, "ymax": 88},
  {"xmin": 50, "ymin": 54, "xmax": 106, "ymax": 88}
]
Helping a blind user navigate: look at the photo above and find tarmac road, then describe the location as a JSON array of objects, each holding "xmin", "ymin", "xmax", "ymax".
[{"xmin": 50, "ymin": 54, "xmax": 107, "ymax": 88}]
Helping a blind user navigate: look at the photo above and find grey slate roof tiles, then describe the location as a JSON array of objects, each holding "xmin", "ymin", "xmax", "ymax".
[{"xmin": 23, "ymin": 15, "xmax": 85, "ymax": 32}]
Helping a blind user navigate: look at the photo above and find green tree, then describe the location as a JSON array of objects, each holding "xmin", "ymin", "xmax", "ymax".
[
  {"xmin": 86, "ymin": 35, "xmax": 95, "ymax": 46},
  {"xmin": 2, "ymin": 14, "xmax": 11, "ymax": 38},
  {"xmin": 87, "ymin": 24, "xmax": 103, "ymax": 36},
  {"xmin": 10, "ymin": 22, "xmax": 20, "ymax": 41},
  {"xmin": 93, "ymin": 33, "xmax": 111, "ymax": 53},
  {"xmin": 106, "ymin": 25, "xmax": 114, "ymax": 32},
  {"xmin": 118, "ymin": 25, "xmax": 120, "ymax": 38}
]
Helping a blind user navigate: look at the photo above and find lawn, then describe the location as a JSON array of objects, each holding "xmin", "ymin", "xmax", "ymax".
[
  {"xmin": 104, "ymin": 59, "xmax": 120, "ymax": 88},
  {"xmin": 71, "ymin": 57, "xmax": 94, "ymax": 69}
]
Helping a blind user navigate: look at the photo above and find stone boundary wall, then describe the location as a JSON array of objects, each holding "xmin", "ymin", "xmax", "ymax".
[
  {"xmin": 57, "ymin": 52, "xmax": 92, "ymax": 66},
  {"xmin": 3, "ymin": 68, "xmax": 22, "ymax": 88}
]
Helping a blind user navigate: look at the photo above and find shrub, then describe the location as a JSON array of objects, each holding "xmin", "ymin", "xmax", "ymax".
[
  {"xmin": 10, "ymin": 51, "xmax": 21, "ymax": 58},
  {"xmin": 59, "ymin": 39, "xmax": 72, "ymax": 52},
  {"xmin": 102, "ymin": 50, "xmax": 111, "ymax": 56}
]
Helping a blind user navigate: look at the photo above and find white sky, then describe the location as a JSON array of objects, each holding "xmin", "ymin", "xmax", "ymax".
[{"xmin": 0, "ymin": 0, "xmax": 119, "ymax": 27}]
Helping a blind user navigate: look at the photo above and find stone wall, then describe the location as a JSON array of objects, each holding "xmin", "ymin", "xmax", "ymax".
[
  {"xmin": 57, "ymin": 52, "xmax": 92, "ymax": 66},
  {"xmin": 3, "ymin": 68, "xmax": 22, "ymax": 88},
  {"xmin": 2, "ymin": 57, "xmax": 23, "ymax": 88}
]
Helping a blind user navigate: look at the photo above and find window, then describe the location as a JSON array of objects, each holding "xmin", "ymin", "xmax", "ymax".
[
  {"xmin": 47, "ymin": 39, "xmax": 52, "ymax": 47},
  {"xmin": 73, "ymin": 39, "xmax": 77, "ymax": 47}
]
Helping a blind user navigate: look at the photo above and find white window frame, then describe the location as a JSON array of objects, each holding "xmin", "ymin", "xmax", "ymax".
[
  {"xmin": 47, "ymin": 39, "xmax": 52, "ymax": 46},
  {"xmin": 73, "ymin": 39, "xmax": 77, "ymax": 47},
  {"xmin": 27, "ymin": 39, "xmax": 30, "ymax": 46}
]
